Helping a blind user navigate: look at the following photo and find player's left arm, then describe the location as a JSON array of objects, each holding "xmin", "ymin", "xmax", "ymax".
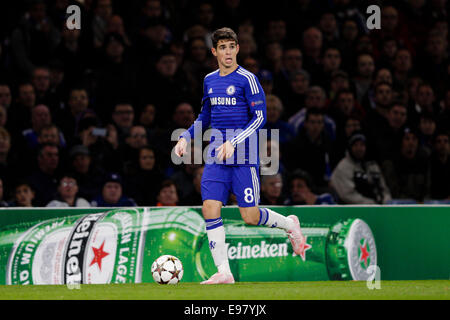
[
  {"xmin": 216, "ymin": 73, "xmax": 266, "ymax": 160},
  {"xmin": 229, "ymin": 75, "xmax": 266, "ymax": 148}
]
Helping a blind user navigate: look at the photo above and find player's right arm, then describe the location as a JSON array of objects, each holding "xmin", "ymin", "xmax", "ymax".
[{"xmin": 175, "ymin": 81, "xmax": 212, "ymax": 157}]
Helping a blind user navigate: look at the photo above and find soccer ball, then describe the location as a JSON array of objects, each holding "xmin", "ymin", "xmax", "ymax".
[{"xmin": 151, "ymin": 255, "xmax": 184, "ymax": 284}]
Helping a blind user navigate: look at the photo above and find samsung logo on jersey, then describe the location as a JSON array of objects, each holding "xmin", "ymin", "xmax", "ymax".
[{"xmin": 210, "ymin": 97, "xmax": 237, "ymax": 106}]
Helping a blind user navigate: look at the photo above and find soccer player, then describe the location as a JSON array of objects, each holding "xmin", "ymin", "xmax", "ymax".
[{"xmin": 174, "ymin": 27, "xmax": 306, "ymax": 284}]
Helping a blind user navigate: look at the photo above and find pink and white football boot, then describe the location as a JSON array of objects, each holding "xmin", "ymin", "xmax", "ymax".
[
  {"xmin": 287, "ymin": 215, "xmax": 306, "ymax": 256},
  {"xmin": 200, "ymin": 272, "xmax": 235, "ymax": 284}
]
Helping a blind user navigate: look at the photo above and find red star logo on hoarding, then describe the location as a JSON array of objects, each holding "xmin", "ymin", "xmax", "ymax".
[
  {"xmin": 299, "ymin": 236, "xmax": 312, "ymax": 262},
  {"xmin": 90, "ymin": 240, "xmax": 109, "ymax": 271},
  {"xmin": 359, "ymin": 240, "xmax": 370, "ymax": 268}
]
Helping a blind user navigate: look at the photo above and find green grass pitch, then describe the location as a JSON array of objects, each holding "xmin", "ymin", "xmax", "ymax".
[{"xmin": 0, "ymin": 280, "xmax": 448, "ymax": 300}]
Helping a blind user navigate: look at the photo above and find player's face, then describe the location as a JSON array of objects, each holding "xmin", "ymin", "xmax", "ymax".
[{"xmin": 212, "ymin": 39, "xmax": 239, "ymax": 69}]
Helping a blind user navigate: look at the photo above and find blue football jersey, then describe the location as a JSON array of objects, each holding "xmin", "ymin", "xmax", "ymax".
[{"xmin": 181, "ymin": 66, "xmax": 267, "ymax": 166}]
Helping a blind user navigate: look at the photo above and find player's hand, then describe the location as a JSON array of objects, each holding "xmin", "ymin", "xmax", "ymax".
[
  {"xmin": 216, "ymin": 140, "xmax": 235, "ymax": 161},
  {"xmin": 175, "ymin": 138, "xmax": 188, "ymax": 157}
]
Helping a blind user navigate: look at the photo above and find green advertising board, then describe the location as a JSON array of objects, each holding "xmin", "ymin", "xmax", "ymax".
[{"xmin": 0, "ymin": 205, "xmax": 448, "ymax": 284}]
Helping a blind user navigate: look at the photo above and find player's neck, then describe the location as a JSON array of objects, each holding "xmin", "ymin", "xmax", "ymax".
[{"xmin": 219, "ymin": 63, "xmax": 239, "ymax": 76}]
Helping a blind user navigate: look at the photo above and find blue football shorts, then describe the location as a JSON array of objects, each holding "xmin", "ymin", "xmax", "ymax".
[{"xmin": 201, "ymin": 163, "xmax": 260, "ymax": 207}]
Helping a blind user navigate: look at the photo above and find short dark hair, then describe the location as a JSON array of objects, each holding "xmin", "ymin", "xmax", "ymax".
[
  {"xmin": 305, "ymin": 107, "xmax": 323, "ymax": 122},
  {"xmin": 374, "ymin": 81, "xmax": 392, "ymax": 92},
  {"xmin": 211, "ymin": 27, "xmax": 238, "ymax": 48},
  {"xmin": 290, "ymin": 169, "xmax": 313, "ymax": 189},
  {"xmin": 389, "ymin": 100, "xmax": 406, "ymax": 110},
  {"xmin": 159, "ymin": 179, "xmax": 177, "ymax": 193}
]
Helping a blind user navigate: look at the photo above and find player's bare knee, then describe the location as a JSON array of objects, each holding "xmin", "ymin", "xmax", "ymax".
[{"xmin": 202, "ymin": 200, "xmax": 222, "ymax": 219}]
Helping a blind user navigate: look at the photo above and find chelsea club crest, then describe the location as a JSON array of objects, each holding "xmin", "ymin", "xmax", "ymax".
[{"xmin": 226, "ymin": 85, "xmax": 236, "ymax": 95}]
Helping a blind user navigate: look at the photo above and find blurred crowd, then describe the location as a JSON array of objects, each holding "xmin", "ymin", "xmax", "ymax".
[{"xmin": 0, "ymin": 0, "xmax": 448, "ymax": 207}]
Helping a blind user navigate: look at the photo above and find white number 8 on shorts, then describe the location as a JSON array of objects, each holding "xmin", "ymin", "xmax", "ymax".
[{"xmin": 244, "ymin": 187, "xmax": 254, "ymax": 203}]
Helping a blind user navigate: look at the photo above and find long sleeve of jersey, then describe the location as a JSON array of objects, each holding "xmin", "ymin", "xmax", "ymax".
[{"xmin": 229, "ymin": 73, "xmax": 266, "ymax": 148}]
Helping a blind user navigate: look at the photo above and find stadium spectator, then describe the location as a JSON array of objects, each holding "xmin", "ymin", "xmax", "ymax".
[
  {"xmin": 331, "ymin": 131, "xmax": 391, "ymax": 204},
  {"xmin": 156, "ymin": 179, "xmax": 179, "ymax": 206},
  {"xmin": 75, "ymin": 116, "xmax": 120, "ymax": 173},
  {"xmin": 111, "ymin": 103, "xmax": 135, "ymax": 145},
  {"xmin": 318, "ymin": 11, "xmax": 339, "ymax": 48},
  {"xmin": 429, "ymin": 131, "xmax": 450, "ymax": 200},
  {"xmin": 315, "ymin": 47, "xmax": 342, "ymax": 90},
  {"xmin": 182, "ymin": 36, "xmax": 213, "ymax": 103},
  {"xmin": 10, "ymin": 0, "xmax": 60, "ymax": 78},
  {"xmin": 417, "ymin": 113, "xmax": 437, "ymax": 157},
  {"xmin": 119, "ymin": 125, "xmax": 149, "ymax": 170},
  {"xmin": 9, "ymin": 181, "xmax": 35, "ymax": 207},
  {"xmin": 57, "ymin": 87, "xmax": 93, "ymax": 145},
  {"xmin": 7, "ymin": 83, "xmax": 36, "ymax": 134},
  {"xmin": 416, "ymin": 31, "xmax": 448, "ymax": 96},
  {"xmin": 362, "ymin": 71, "xmax": 394, "ymax": 111},
  {"xmin": 242, "ymin": 56, "xmax": 260, "ymax": 75},
  {"xmin": 392, "ymin": 48, "xmax": 413, "ymax": 89},
  {"xmin": 53, "ymin": 23, "xmax": 86, "ymax": 87},
  {"xmin": 264, "ymin": 17, "xmax": 288, "ymax": 45},
  {"xmin": 180, "ymin": 165, "xmax": 204, "ymax": 206},
  {"xmin": 330, "ymin": 116, "xmax": 362, "ymax": 168},
  {"xmin": 37, "ymin": 124, "xmax": 66, "ymax": 149},
  {"xmin": 237, "ymin": 32, "xmax": 258, "ymax": 62},
  {"xmin": 68, "ymin": 144, "xmax": 104, "ymax": 201},
  {"xmin": 124, "ymin": 146, "xmax": 164, "ymax": 206},
  {"xmin": 257, "ymin": 70, "xmax": 274, "ymax": 95},
  {"xmin": 260, "ymin": 173, "xmax": 285, "ymax": 205},
  {"xmin": 27, "ymin": 143, "xmax": 61, "ymax": 206},
  {"xmin": 107, "ymin": 15, "xmax": 132, "ymax": 47},
  {"xmin": 21, "ymin": 104, "xmax": 52, "ymax": 150},
  {"xmin": 284, "ymin": 169, "xmax": 335, "ymax": 205},
  {"xmin": 261, "ymin": 41, "xmax": 283, "ymax": 75},
  {"xmin": 285, "ymin": 108, "xmax": 333, "ymax": 191},
  {"xmin": 31, "ymin": 67, "xmax": 59, "ymax": 111},
  {"xmin": 280, "ymin": 69, "xmax": 310, "ymax": 118},
  {"xmin": 273, "ymin": 47, "xmax": 303, "ymax": 99},
  {"xmin": 338, "ymin": 18, "xmax": 360, "ymax": 70},
  {"xmin": 138, "ymin": 103, "xmax": 159, "ymax": 145},
  {"xmin": 370, "ymin": 5, "xmax": 414, "ymax": 57},
  {"xmin": 288, "ymin": 86, "xmax": 336, "ymax": 140},
  {"xmin": 328, "ymin": 89, "xmax": 365, "ymax": 134},
  {"xmin": 170, "ymin": 144, "xmax": 202, "ymax": 201},
  {"xmin": 194, "ymin": 2, "xmax": 215, "ymax": 35},
  {"xmin": 327, "ymin": 70, "xmax": 350, "ymax": 101},
  {"xmin": 138, "ymin": 103, "xmax": 156, "ymax": 128},
  {"xmin": 46, "ymin": 174, "xmax": 90, "ymax": 207},
  {"xmin": 409, "ymin": 83, "xmax": 439, "ymax": 127},
  {"xmin": 139, "ymin": 50, "xmax": 191, "ymax": 124},
  {"xmin": 262, "ymin": 94, "xmax": 295, "ymax": 145},
  {"xmin": 381, "ymin": 128, "xmax": 430, "ymax": 202},
  {"xmin": 376, "ymin": 36, "xmax": 398, "ymax": 70},
  {"xmin": 95, "ymin": 33, "xmax": 137, "ymax": 121},
  {"xmin": 91, "ymin": 0, "xmax": 114, "ymax": 49},
  {"xmin": 301, "ymin": 27, "xmax": 323, "ymax": 77},
  {"xmin": 91, "ymin": 172, "xmax": 137, "ymax": 207},
  {"xmin": 367, "ymin": 101, "xmax": 408, "ymax": 162},
  {"xmin": 353, "ymin": 53, "xmax": 375, "ymax": 103}
]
